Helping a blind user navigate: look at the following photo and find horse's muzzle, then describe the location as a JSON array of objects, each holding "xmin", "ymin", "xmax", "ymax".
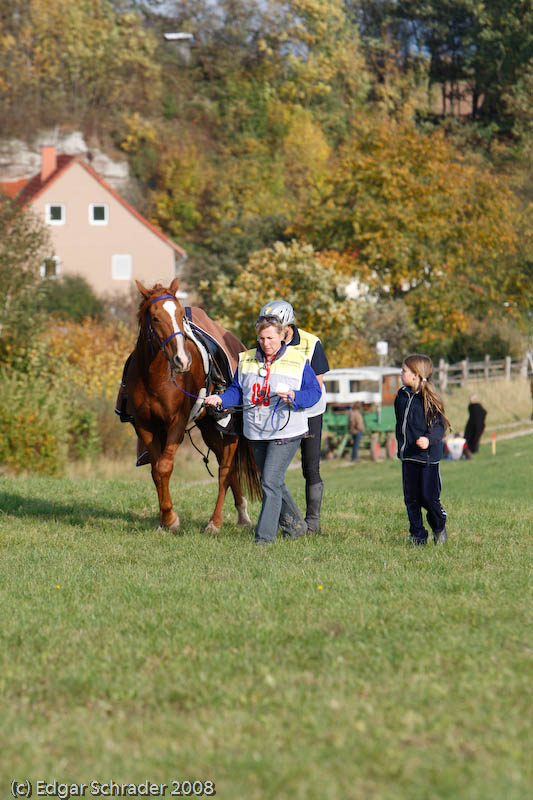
[{"xmin": 172, "ymin": 352, "xmax": 192, "ymax": 372}]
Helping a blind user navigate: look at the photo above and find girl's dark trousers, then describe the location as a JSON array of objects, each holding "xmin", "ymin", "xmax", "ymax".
[{"xmin": 401, "ymin": 461, "xmax": 447, "ymax": 542}]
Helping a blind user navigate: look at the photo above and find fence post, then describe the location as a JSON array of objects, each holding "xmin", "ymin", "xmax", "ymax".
[
  {"xmin": 520, "ymin": 356, "xmax": 528, "ymax": 379},
  {"xmin": 460, "ymin": 359, "xmax": 468, "ymax": 387},
  {"xmin": 438, "ymin": 358, "xmax": 447, "ymax": 392},
  {"xmin": 505, "ymin": 356, "xmax": 511, "ymax": 380},
  {"xmin": 484, "ymin": 354, "xmax": 490, "ymax": 380}
]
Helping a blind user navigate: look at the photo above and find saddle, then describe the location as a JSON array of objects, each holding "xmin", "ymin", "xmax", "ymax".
[
  {"xmin": 184, "ymin": 307, "xmax": 234, "ymax": 394},
  {"xmin": 184, "ymin": 307, "xmax": 245, "ymax": 434}
]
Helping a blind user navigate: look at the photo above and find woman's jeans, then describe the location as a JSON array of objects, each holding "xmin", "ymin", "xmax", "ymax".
[{"xmin": 251, "ymin": 439, "xmax": 307, "ymax": 542}]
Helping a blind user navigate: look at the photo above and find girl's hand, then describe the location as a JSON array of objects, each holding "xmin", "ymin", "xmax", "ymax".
[
  {"xmin": 204, "ymin": 394, "xmax": 222, "ymax": 407},
  {"xmin": 416, "ymin": 436, "xmax": 429, "ymax": 450}
]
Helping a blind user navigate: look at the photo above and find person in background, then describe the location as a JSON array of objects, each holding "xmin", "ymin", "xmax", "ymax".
[
  {"xmin": 395, "ymin": 354, "xmax": 450, "ymax": 545},
  {"xmin": 463, "ymin": 395, "xmax": 487, "ymax": 454},
  {"xmin": 444, "ymin": 431, "xmax": 471, "ymax": 460},
  {"xmin": 349, "ymin": 402, "xmax": 365, "ymax": 462},
  {"xmin": 204, "ymin": 316, "xmax": 321, "ymax": 545},
  {"xmin": 258, "ymin": 300, "xmax": 329, "ymax": 532}
]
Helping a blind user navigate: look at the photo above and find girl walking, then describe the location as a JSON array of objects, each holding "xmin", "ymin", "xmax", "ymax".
[{"xmin": 394, "ymin": 354, "xmax": 450, "ymax": 545}]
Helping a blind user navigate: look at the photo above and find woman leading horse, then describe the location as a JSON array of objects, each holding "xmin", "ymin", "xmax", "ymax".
[{"xmin": 119, "ymin": 278, "xmax": 260, "ymax": 533}]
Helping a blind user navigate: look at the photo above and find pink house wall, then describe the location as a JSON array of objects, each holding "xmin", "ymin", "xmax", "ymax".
[{"xmin": 30, "ymin": 161, "xmax": 182, "ymax": 296}]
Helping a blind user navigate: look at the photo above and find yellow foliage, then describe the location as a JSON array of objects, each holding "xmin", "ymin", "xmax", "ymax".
[
  {"xmin": 46, "ymin": 319, "xmax": 129, "ymax": 400},
  {"xmin": 120, "ymin": 113, "xmax": 157, "ymax": 153}
]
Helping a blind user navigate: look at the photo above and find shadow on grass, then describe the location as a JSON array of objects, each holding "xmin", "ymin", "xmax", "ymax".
[{"xmin": 0, "ymin": 489, "xmax": 256, "ymax": 538}]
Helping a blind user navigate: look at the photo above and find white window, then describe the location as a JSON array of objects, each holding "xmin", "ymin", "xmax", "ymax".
[
  {"xmin": 89, "ymin": 203, "xmax": 109, "ymax": 225},
  {"xmin": 112, "ymin": 254, "xmax": 132, "ymax": 280},
  {"xmin": 40, "ymin": 256, "xmax": 61, "ymax": 279},
  {"xmin": 45, "ymin": 203, "xmax": 65, "ymax": 225}
]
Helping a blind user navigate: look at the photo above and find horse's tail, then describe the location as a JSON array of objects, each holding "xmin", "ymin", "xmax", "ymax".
[{"xmin": 235, "ymin": 436, "xmax": 262, "ymax": 502}]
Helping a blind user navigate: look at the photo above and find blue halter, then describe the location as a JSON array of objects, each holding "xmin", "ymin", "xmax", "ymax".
[{"xmin": 145, "ymin": 294, "xmax": 186, "ymax": 351}]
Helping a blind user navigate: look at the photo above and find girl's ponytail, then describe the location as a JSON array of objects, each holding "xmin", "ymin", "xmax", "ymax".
[{"xmin": 403, "ymin": 354, "xmax": 450, "ymax": 431}]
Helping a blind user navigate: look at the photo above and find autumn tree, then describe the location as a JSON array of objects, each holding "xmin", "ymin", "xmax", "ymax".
[
  {"xmin": 199, "ymin": 240, "xmax": 371, "ymax": 366},
  {"xmin": 0, "ymin": 0, "xmax": 161, "ymax": 135},
  {"xmin": 356, "ymin": 0, "xmax": 533, "ymax": 130},
  {"xmin": 293, "ymin": 113, "xmax": 528, "ymax": 351}
]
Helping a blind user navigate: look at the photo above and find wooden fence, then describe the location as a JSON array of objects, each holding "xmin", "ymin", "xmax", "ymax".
[{"xmin": 436, "ymin": 355, "xmax": 531, "ymax": 392}]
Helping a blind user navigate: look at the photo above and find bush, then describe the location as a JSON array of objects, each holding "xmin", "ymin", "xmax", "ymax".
[
  {"xmin": 41, "ymin": 275, "xmax": 105, "ymax": 322},
  {"xmin": 0, "ymin": 371, "xmax": 68, "ymax": 475},
  {"xmin": 0, "ymin": 315, "xmax": 132, "ymax": 474}
]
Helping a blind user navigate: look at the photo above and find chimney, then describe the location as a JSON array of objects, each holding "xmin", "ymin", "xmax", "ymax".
[{"xmin": 41, "ymin": 146, "xmax": 57, "ymax": 182}]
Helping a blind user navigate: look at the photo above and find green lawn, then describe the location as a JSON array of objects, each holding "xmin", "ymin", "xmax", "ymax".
[{"xmin": 0, "ymin": 436, "xmax": 531, "ymax": 800}]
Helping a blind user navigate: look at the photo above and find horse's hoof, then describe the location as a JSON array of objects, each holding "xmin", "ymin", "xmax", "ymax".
[
  {"xmin": 158, "ymin": 514, "xmax": 180, "ymax": 532},
  {"xmin": 236, "ymin": 500, "xmax": 252, "ymax": 527},
  {"xmin": 204, "ymin": 520, "xmax": 220, "ymax": 535}
]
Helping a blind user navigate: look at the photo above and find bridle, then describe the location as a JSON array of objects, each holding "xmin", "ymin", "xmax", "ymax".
[{"xmin": 145, "ymin": 294, "xmax": 187, "ymax": 361}]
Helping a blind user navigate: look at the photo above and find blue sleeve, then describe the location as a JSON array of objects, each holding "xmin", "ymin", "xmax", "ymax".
[
  {"xmin": 292, "ymin": 362, "xmax": 322, "ymax": 410},
  {"xmin": 218, "ymin": 372, "xmax": 243, "ymax": 408}
]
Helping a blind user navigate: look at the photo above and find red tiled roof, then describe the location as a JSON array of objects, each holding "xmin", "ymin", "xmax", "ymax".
[
  {"xmin": 10, "ymin": 154, "xmax": 186, "ymax": 257},
  {"xmin": 0, "ymin": 177, "xmax": 29, "ymax": 198},
  {"xmin": 16, "ymin": 154, "xmax": 75, "ymax": 206}
]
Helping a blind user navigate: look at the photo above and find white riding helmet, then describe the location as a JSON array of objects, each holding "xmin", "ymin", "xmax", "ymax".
[{"xmin": 258, "ymin": 299, "xmax": 295, "ymax": 326}]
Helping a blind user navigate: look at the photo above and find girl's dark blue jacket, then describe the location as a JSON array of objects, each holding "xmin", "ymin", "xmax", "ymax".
[{"xmin": 394, "ymin": 385, "xmax": 445, "ymax": 464}]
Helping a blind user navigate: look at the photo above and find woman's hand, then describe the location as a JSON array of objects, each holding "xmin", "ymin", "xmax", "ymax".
[
  {"xmin": 277, "ymin": 389, "xmax": 295, "ymax": 405},
  {"xmin": 416, "ymin": 436, "xmax": 429, "ymax": 450},
  {"xmin": 204, "ymin": 394, "xmax": 222, "ymax": 407}
]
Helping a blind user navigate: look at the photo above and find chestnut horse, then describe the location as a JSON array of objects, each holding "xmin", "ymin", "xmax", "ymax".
[{"xmin": 124, "ymin": 278, "xmax": 261, "ymax": 533}]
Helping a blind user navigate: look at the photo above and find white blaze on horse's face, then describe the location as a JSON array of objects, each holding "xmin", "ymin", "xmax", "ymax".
[{"xmin": 162, "ymin": 300, "xmax": 191, "ymax": 372}]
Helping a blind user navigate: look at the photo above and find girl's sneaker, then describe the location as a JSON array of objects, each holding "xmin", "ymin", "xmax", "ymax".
[
  {"xmin": 409, "ymin": 534, "xmax": 427, "ymax": 546},
  {"xmin": 433, "ymin": 528, "xmax": 448, "ymax": 544}
]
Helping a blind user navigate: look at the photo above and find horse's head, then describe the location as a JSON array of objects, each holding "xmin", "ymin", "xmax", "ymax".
[{"xmin": 137, "ymin": 277, "xmax": 192, "ymax": 373}]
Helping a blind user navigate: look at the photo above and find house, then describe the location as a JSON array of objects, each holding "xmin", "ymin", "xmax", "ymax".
[{"xmin": 0, "ymin": 146, "xmax": 186, "ymax": 297}]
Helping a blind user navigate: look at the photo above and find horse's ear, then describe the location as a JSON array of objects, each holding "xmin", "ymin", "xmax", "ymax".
[
  {"xmin": 136, "ymin": 279, "xmax": 150, "ymax": 299},
  {"xmin": 170, "ymin": 276, "xmax": 180, "ymax": 297}
]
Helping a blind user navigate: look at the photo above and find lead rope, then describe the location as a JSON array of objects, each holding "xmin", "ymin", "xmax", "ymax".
[{"xmin": 185, "ymin": 424, "xmax": 216, "ymax": 478}]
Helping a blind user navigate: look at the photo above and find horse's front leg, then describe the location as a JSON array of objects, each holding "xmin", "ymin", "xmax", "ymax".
[{"xmin": 152, "ymin": 441, "xmax": 180, "ymax": 531}]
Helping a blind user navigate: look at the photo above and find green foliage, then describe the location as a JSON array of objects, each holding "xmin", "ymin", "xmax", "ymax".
[
  {"xmin": 0, "ymin": 318, "xmax": 125, "ymax": 473},
  {"xmin": 200, "ymin": 240, "xmax": 366, "ymax": 356},
  {"xmin": 41, "ymin": 275, "xmax": 105, "ymax": 322},
  {"xmin": 0, "ymin": 195, "xmax": 50, "ymax": 364},
  {"xmin": 0, "ymin": 370, "xmax": 68, "ymax": 475},
  {"xmin": 67, "ymin": 406, "xmax": 101, "ymax": 461},
  {"xmin": 0, "ymin": 0, "xmax": 162, "ymax": 134},
  {"xmin": 363, "ymin": 0, "xmax": 533, "ymax": 134},
  {"xmin": 0, "ymin": 369, "xmax": 103, "ymax": 474}
]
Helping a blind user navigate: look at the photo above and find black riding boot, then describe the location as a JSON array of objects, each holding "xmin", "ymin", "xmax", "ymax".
[{"xmin": 305, "ymin": 481, "xmax": 323, "ymax": 532}]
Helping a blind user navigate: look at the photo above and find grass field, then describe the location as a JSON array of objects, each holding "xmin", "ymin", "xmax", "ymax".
[{"xmin": 0, "ymin": 433, "xmax": 531, "ymax": 800}]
